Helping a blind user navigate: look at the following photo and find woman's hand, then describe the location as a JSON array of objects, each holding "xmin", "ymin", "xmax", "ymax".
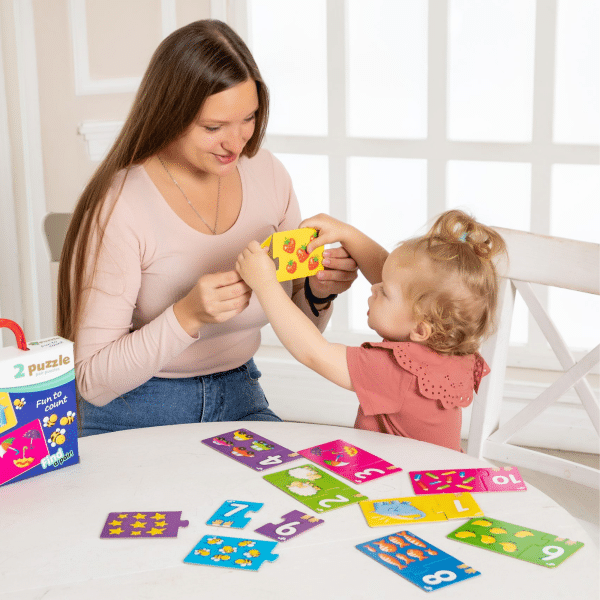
[{"xmin": 174, "ymin": 270, "xmax": 252, "ymax": 336}]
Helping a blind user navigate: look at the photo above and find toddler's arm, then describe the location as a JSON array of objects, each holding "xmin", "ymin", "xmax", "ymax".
[
  {"xmin": 236, "ymin": 241, "xmax": 353, "ymax": 391},
  {"xmin": 301, "ymin": 214, "xmax": 389, "ymax": 285}
]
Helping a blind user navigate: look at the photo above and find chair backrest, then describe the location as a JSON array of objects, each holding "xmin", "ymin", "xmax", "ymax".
[{"xmin": 467, "ymin": 227, "xmax": 600, "ymax": 489}]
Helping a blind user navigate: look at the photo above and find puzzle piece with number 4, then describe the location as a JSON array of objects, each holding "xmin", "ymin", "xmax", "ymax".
[
  {"xmin": 263, "ymin": 464, "xmax": 367, "ymax": 513},
  {"xmin": 410, "ymin": 466, "xmax": 526, "ymax": 494},
  {"xmin": 448, "ymin": 516, "xmax": 584, "ymax": 568},
  {"xmin": 359, "ymin": 493, "xmax": 484, "ymax": 527},
  {"xmin": 184, "ymin": 535, "xmax": 278, "ymax": 571},
  {"xmin": 206, "ymin": 500, "xmax": 263, "ymax": 529},
  {"xmin": 357, "ymin": 530, "xmax": 480, "ymax": 592}
]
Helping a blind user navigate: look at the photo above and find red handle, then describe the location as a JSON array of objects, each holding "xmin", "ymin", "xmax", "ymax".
[{"xmin": 0, "ymin": 319, "xmax": 29, "ymax": 351}]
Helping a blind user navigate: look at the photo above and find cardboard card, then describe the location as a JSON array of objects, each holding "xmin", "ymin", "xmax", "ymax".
[
  {"xmin": 184, "ymin": 535, "xmax": 278, "ymax": 571},
  {"xmin": 0, "ymin": 419, "xmax": 50, "ymax": 485},
  {"xmin": 448, "ymin": 516, "xmax": 584, "ymax": 568},
  {"xmin": 255, "ymin": 510, "xmax": 324, "ymax": 542},
  {"xmin": 201, "ymin": 428, "xmax": 300, "ymax": 471},
  {"xmin": 298, "ymin": 439, "xmax": 402, "ymax": 484},
  {"xmin": 409, "ymin": 466, "xmax": 527, "ymax": 495},
  {"xmin": 359, "ymin": 493, "xmax": 484, "ymax": 527},
  {"xmin": 206, "ymin": 500, "xmax": 264, "ymax": 529},
  {"xmin": 261, "ymin": 228, "xmax": 324, "ymax": 282},
  {"xmin": 263, "ymin": 464, "xmax": 367, "ymax": 513},
  {"xmin": 356, "ymin": 530, "xmax": 480, "ymax": 592},
  {"xmin": 100, "ymin": 511, "xmax": 189, "ymax": 538}
]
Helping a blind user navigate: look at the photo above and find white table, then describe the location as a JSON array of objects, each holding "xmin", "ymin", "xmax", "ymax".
[{"xmin": 1, "ymin": 422, "xmax": 597, "ymax": 599}]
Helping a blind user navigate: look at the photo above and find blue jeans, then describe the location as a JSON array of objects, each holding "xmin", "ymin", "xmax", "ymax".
[{"xmin": 79, "ymin": 359, "xmax": 281, "ymax": 436}]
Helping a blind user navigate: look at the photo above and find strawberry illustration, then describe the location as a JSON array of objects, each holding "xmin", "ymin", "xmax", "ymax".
[
  {"xmin": 286, "ymin": 260, "xmax": 297, "ymax": 274},
  {"xmin": 308, "ymin": 256, "xmax": 319, "ymax": 270},
  {"xmin": 310, "ymin": 230, "xmax": 318, "ymax": 241},
  {"xmin": 297, "ymin": 245, "xmax": 309, "ymax": 263},
  {"xmin": 283, "ymin": 237, "xmax": 295, "ymax": 253}
]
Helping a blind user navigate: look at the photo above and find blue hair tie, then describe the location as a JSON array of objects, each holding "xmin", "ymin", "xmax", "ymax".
[{"xmin": 458, "ymin": 232, "xmax": 468, "ymax": 242}]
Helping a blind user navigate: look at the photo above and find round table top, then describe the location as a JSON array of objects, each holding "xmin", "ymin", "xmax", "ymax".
[{"xmin": 1, "ymin": 422, "xmax": 597, "ymax": 599}]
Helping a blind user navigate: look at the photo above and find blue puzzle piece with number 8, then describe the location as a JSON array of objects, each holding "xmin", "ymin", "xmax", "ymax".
[{"xmin": 206, "ymin": 500, "xmax": 264, "ymax": 529}]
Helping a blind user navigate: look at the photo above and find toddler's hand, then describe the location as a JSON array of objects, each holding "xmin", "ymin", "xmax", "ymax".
[
  {"xmin": 236, "ymin": 240, "xmax": 278, "ymax": 292},
  {"xmin": 301, "ymin": 213, "xmax": 353, "ymax": 254}
]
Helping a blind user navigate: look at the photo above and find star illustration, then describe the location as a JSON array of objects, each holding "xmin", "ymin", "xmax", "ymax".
[
  {"xmin": 117, "ymin": 514, "xmax": 129, "ymax": 519},
  {"xmin": 150, "ymin": 513, "xmax": 166, "ymax": 520},
  {"xmin": 131, "ymin": 521, "xmax": 147, "ymax": 529},
  {"xmin": 109, "ymin": 527, "xmax": 125, "ymax": 535},
  {"xmin": 130, "ymin": 531, "xmax": 142, "ymax": 536},
  {"xmin": 133, "ymin": 513, "xmax": 147, "ymax": 520},
  {"xmin": 108, "ymin": 520, "xmax": 122, "ymax": 526},
  {"xmin": 155, "ymin": 521, "xmax": 167, "ymax": 527},
  {"xmin": 147, "ymin": 527, "xmax": 166, "ymax": 536}
]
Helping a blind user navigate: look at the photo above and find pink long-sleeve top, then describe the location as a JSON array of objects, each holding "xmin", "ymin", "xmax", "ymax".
[{"xmin": 75, "ymin": 149, "xmax": 330, "ymax": 406}]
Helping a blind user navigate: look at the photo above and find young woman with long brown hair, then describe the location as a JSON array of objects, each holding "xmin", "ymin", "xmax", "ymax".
[{"xmin": 58, "ymin": 20, "xmax": 357, "ymax": 436}]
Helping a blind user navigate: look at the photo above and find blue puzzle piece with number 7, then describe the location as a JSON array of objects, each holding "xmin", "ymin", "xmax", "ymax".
[
  {"xmin": 207, "ymin": 500, "xmax": 263, "ymax": 529},
  {"xmin": 184, "ymin": 535, "xmax": 278, "ymax": 571}
]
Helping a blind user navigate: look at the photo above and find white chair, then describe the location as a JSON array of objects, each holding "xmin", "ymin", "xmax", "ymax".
[{"xmin": 467, "ymin": 227, "xmax": 600, "ymax": 489}]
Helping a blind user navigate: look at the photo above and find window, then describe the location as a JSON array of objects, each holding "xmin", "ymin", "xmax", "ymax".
[{"xmin": 244, "ymin": 0, "xmax": 599, "ymax": 365}]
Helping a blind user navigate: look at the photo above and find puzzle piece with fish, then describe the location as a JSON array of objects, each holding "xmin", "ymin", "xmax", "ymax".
[
  {"xmin": 255, "ymin": 510, "xmax": 324, "ymax": 542},
  {"xmin": 298, "ymin": 439, "xmax": 402, "ymax": 484},
  {"xmin": 261, "ymin": 228, "xmax": 324, "ymax": 282},
  {"xmin": 184, "ymin": 535, "xmax": 278, "ymax": 571},
  {"xmin": 356, "ymin": 530, "xmax": 480, "ymax": 592},
  {"xmin": 263, "ymin": 464, "xmax": 367, "ymax": 513},
  {"xmin": 100, "ymin": 511, "xmax": 189, "ymax": 538},
  {"xmin": 409, "ymin": 466, "xmax": 526, "ymax": 495},
  {"xmin": 359, "ymin": 493, "xmax": 484, "ymax": 527},
  {"xmin": 206, "ymin": 500, "xmax": 264, "ymax": 529},
  {"xmin": 448, "ymin": 517, "xmax": 584, "ymax": 568},
  {"xmin": 201, "ymin": 428, "xmax": 300, "ymax": 471}
]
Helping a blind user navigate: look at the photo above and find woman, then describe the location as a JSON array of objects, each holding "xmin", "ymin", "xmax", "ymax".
[{"xmin": 58, "ymin": 20, "xmax": 357, "ymax": 436}]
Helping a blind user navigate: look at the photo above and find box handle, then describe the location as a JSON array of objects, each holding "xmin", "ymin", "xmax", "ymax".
[{"xmin": 0, "ymin": 319, "xmax": 29, "ymax": 351}]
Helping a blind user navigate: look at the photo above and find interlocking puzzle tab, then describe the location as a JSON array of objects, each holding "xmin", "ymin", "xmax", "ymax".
[
  {"xmin": 356, "ymin": 530, "xmax": 480, "ymax": 592},
  {"xmin": 359, "ymin": 493, "xmax": 484, "ymax": 528},
  {"xmin": 100, "ymin": 511, "xmax": 189, "ymax": 538},
  {"xmin": 207, "ymin": 500, "xmax": 264, "ymax": 529},
  {"xmin": 184, "ymin": 535, "xmax": 278, "ymax": 571},
  {"xmin": 261, "ymin": 228, "xmax": 324, "ymax": 282},
  {"xmin": 255, "ymin": 510, "xmax": 324, "ymax": 542},
  {"xmin": 448, "ymin": 516, "xmax": 584, "ymax": 568}
]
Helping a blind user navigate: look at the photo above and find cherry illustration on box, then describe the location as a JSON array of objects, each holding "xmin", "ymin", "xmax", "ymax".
[{"xmin": 261, "ymin": 228, "xmax": 324, "ymax": 282}]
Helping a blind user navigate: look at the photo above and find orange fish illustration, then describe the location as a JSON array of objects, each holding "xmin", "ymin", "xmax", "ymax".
[
  {"xmin": 365, "ymin": 545, "xmax": 377, "ymax": 553},
  {"xmin": 425, "ymin": 548, "xmax": 438, "ymax": 555},
  {"xmin": 394, "ymin": 553, "xmax": 414, "ymax": 565},
  {"xmin": 406, "ymin": 549, "xmax": 428, "ymax": 561},
  {"xmin": 373, "ymin": 539, "xmax": 397, "ymax": 553},
  {"xmin": 378, "ymin": 553, "xmax": 406, "ymax": 570},
  {"xmin": 388, "ymin": 535, "xmax": 410, "ymax": 548},
  {"xmin": 401, "ymin": 533, "xmax": 427, "ymax": 548}
]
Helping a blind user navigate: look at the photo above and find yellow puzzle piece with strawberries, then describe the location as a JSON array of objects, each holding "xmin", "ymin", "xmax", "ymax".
[{"xmin": 261, "ymin": 228, "xmax": 324, "ymax": 282}]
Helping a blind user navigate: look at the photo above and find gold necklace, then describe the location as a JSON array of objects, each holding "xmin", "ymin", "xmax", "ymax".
[{"xmin": 158, "ymin": 156, "xmax": 220, "ymax": 235}]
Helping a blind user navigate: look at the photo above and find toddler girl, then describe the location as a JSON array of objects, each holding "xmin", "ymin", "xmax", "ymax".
[{"xmin": 236, "ymin": 210, "xmax": 507, "ymax": 452}]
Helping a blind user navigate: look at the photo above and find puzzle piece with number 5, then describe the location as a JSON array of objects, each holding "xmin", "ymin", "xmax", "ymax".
[
  {"xmin": 448, "ymin": 516, "xmax": 584, "ymax": 568},
  {"xmin": 357, "ymin": 530, "xmax": 480, "ymax": 592},
  {"xmin": 359, "ymin": 493, "xmax": 484, "ymax": 527},
  {"xmin": 206, "ymin": 500, "xmax": 263, "ymax": 529},
  {"xmin": 263, "ymin": 464, "xmax": 367, "ymax": 513},
  {"xmin": 410, "ymin": 466, "xmax": 526, "ymax": 494},
  {"xmin": 184, "ymin": 535, "xmax": 278, "ymax": 571},
  {"xmin": 261, "ymin": 228, "xmax": 324, "ymax": 282}
]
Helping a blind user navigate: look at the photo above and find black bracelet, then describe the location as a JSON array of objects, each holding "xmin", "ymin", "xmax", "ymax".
[{"xmin": 304, "ymin": 277, "xmax": 338, "ymax": 317}]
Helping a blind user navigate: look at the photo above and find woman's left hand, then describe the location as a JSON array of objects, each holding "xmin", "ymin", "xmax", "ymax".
[{"xmin": 307, "ymin": 246, "xmax": 358, "ymax": 297}]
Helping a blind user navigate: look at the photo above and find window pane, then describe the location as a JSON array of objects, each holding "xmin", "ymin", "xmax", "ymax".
[
  {"xmin": 549, "ymin": 288, "xmax": 599, "ymax": 351},
  {"xmin": 248, "ymin": 0, "xmax": 327, "ymax": 135},
  {"xmin": 347, "ymin": 0, "xmax": 428, "ymax": 139},
  {"xmin": 448, "ymin": 0, "xmax": 536, "ymax": 141},
  {"xmin": 554, "ymin": 0, "xmax": 600, "ymax": 144},
  {"xmin": 274, "ymin": 153, "xmax": 329, "ymax": 220},
  {"xmin": 348, "ymin": 157, "xmax": 427, "ymax": 331}
]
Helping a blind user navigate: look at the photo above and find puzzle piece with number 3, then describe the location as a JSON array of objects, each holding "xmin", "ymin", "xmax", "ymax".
[
  {"xmin": 356, "ymin": 530, "xmax": 480, "ymax": 592},
  {"xmin": 359, "ymin": 493, "xmax": 484, "ymax": 527},
  {"xmin": 448, "ymin": 516, "xmax": 584, "ymax": 568},
  {"xmin": 206, "ymin": 500, "xmax": 263, "ymax": 529},
  {"xmin": 263, "ymin": 464, "xmax": 367, "ymax": 513},
  {"xmin": 410, "ymin": 466, "xmax": 527, "ymax": 494}
]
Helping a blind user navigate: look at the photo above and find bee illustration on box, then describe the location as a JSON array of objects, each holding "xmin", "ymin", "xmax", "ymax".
[
  {"xmin": 48, "ymin": 428, "xmax": 66, "ymax": 447},
  {"xmin": 261, "ymin": 228, "xmax": 324, "ymax": 282}
]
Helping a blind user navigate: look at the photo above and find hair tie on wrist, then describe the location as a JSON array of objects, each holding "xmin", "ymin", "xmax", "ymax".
[{"xmin": 304, "ymin": 277, "xmax": 338, "ymax": 317}]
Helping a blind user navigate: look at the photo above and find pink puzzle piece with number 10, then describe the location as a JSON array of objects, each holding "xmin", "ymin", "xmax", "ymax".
[{"xmin": 409, "ymin": 466, "xmax": 526, "ymax": 495}]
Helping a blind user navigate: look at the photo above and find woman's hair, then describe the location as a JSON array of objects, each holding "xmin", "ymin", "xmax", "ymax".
[
  {"xmin": 400, "ymin": 210, "xmax": 507, "ymax": 356},
  {"xmin": 57, "ymin": 19, "xmax": 269, "ymax": 342}
]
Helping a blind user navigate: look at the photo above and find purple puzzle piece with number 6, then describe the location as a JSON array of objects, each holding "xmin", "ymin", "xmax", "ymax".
[{"xmin": 201, "ymin": 428, "xmax": 300, "ymax": 471}]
